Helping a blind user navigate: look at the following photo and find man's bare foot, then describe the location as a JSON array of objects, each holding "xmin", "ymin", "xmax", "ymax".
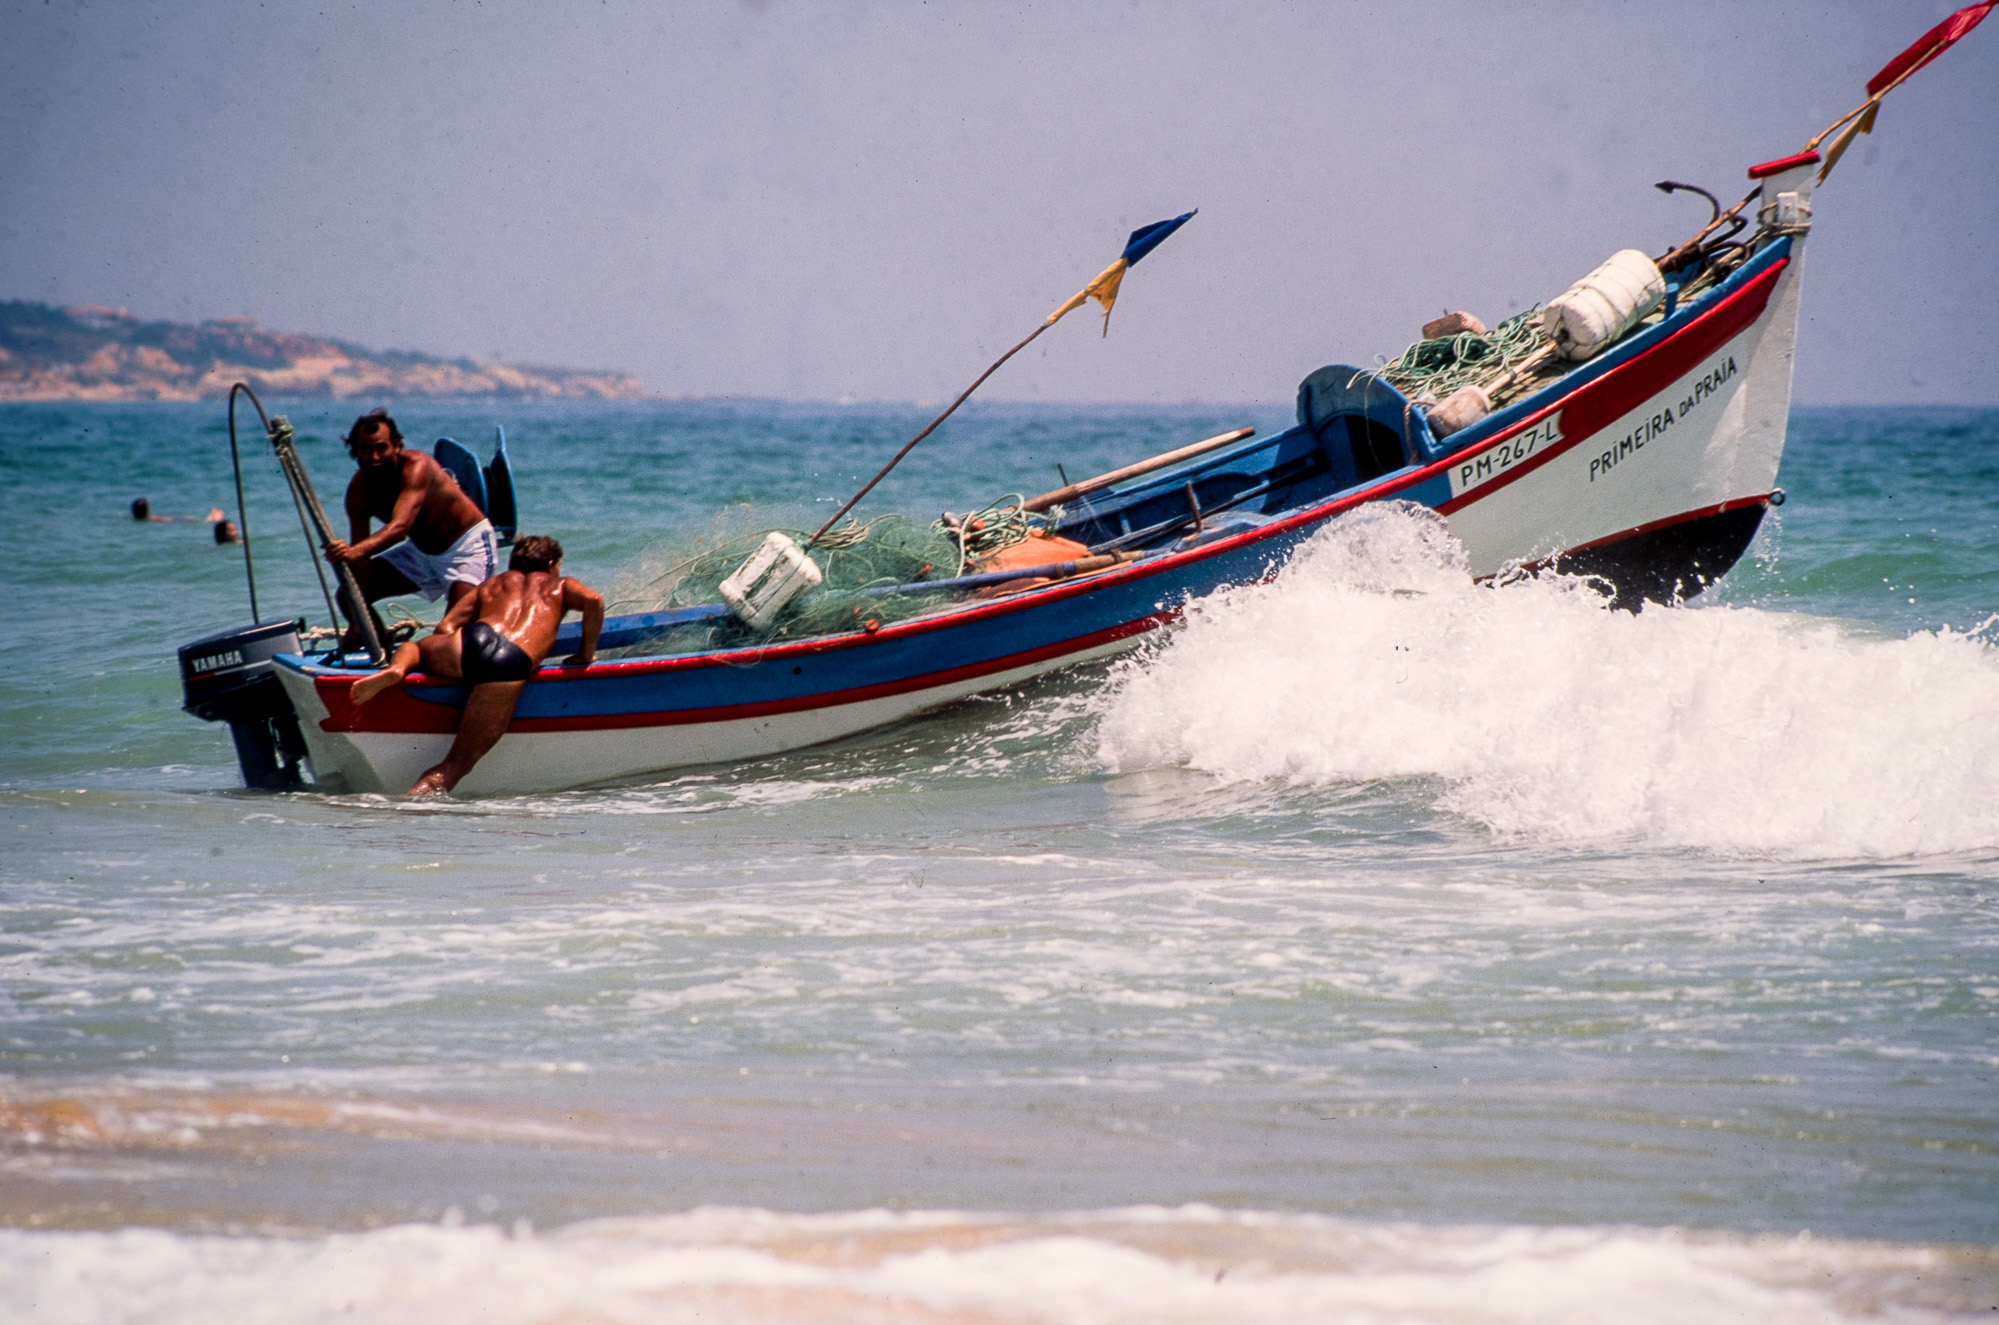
[
  {"xmin": 408, "ymin": 770, "xmax": 452, "ymax": 796},
  {"xmin": 350, "ymin": 668, "xmax": 406, "ymax": 705}
]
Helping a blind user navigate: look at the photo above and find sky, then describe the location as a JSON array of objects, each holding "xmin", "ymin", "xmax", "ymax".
[{"xmin": 4, "ymin": 1, "xmax": 1995, "ymax": 405}]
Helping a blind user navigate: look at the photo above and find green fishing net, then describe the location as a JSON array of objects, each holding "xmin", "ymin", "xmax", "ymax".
[
  {"xmin": 1368, "ymin": 251, "xmax": 1742, "ymax": 408},
  {"xmin": 601, "ymin": 498, "xmax": 1047, "ymax": 658},
  {"xmin": 1369, "ymin": 307, "xmax": 1548, "ymax": 402}
]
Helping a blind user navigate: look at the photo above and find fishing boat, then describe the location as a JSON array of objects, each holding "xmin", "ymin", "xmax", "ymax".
[{"xmin": 177, "ymin": 7, "xmax": 1990, "ymax": 795}]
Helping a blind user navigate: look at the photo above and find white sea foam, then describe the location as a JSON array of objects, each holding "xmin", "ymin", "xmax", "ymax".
[
  {"xmin": 4, "ymin": 1206, "xmax": 1988, "ymax": 1325},
  {"xmin": 1096, "ymin": 505, "xmax": 1999, "ymax": 858}
]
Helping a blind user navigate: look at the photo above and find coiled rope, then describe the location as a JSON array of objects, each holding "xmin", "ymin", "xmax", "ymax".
[
  {"xmin": 940, "ymin": 494, "xmax": 1037, "ymax": 577},
  {"xmin": 1364, "ymin": 307, "xmax": 1549, "ymax": 402}
]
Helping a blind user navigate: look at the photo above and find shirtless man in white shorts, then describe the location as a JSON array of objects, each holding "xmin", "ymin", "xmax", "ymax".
[{"xmin": 325, "ymin": 408, "xmax": 498, "ymax": 645}]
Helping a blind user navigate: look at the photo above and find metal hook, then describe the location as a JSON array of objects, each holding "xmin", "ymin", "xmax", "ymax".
[{"xmin": 1655, "ymin": 180, "xmax": 1722, "ymax": 225}]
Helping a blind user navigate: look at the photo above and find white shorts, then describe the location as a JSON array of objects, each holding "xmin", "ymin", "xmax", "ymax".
[{"xmin": 378, "ymin": 520, "xmax": 499, "ymax": 602}]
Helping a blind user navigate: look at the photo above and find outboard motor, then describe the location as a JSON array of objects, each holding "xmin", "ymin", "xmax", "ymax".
[{"xmin": 179, "ymin": 620, "xmax": 311, "ymax": 789}]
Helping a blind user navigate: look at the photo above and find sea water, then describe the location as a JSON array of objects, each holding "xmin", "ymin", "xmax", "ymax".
[{"xmin": 1, "ymin": 400, "xmax": 1995, "ymax": 1323}]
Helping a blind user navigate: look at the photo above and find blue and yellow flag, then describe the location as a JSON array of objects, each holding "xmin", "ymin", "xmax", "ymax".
[{"xmin": 1046, "ymin": 211, "xmax": 1197, "ymax": 335}]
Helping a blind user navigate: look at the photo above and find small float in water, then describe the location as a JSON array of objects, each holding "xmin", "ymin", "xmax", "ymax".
[{"xmin": 177, "ymin": 6, "xmax": 1992, "ymax": 794}]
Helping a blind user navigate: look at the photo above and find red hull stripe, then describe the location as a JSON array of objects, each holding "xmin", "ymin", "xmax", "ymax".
[
  {"xmin": 1748, "ymin": 150, "xmax": 1821, "ymax": 179},
  {"xmin": 318, "ymin": 613, "xmax": 1168, "ymax": 735},
  {"xmin": 1431, "ymin": 258, "xmax": 1785, "ymax": 516},
  {"xmin": 1494, "ymin": 494, "xmax": 1773, "ymax": 576},
  {"xmin": 1192, "ymin": 254, "xmax": 1790, "ymax": 550},
  {"xmin": 1558, "ymin": 493, "xmax": 1770, "ymax": 555}
]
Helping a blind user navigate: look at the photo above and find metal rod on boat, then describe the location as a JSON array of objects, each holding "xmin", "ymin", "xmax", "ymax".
[
  {"xmin": 224, "ymin": 384, "xmax": 262, "ymax": 622},
  {"xmin": 1087, "ymin": 464, "xmax": 1304, "ymax": 554},
  {"xmin": 267, "ymin": 418, "xmax": 387, "ymax": 666},
  {"xmin": 1655, "ymin": 185, "xmax": 1759, "ymax": 272},
  {"xmin": 1021, "ymin": 427, "xmax": 1254, "ymax": 513}
]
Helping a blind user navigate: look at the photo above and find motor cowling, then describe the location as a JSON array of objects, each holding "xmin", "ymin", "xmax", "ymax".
[{"xmin": 179, "ymin": 620, "xmax": 310, "ymax": 789}]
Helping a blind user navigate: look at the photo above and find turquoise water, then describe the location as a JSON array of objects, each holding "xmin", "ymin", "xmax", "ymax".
[{"xmin": 2, "ymin": 400, "xmax": 1996, "ymax": 1322}]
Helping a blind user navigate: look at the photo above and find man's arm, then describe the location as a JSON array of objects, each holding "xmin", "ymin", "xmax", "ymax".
[
  {"xmin": 431, "ymin": 586, "xmax": 480, "ymax": 638},
  {"xmin": 329, "ymin": 454, "xmax": 430, "ymax": 565},
  {"xmin": 561, "ymin": 579, "xmax": 605, "ymax": 666},
  {"xmin": 325, "ymin": 475, "xmax": 374, "ymax": 564}
]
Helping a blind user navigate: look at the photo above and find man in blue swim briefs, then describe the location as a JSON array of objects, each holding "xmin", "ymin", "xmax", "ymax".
[
  {"xmin": 326, "ymin": 407, "xmax": 497, "ymax": 646},
  {"xmin": 349, "ymin": 535, "xmax": 605, "ymax": 795}
]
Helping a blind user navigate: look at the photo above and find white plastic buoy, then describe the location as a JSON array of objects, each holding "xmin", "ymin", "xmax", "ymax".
[
  {"xmin": 1541, "ymin": 249, "xmax": 1666, "ymax": 361},
  {"xmin": 718, "ymin": 531, "xmax": 824, "ymax": 628}
]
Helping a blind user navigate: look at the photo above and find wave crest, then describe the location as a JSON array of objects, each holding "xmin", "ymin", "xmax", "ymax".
[{"xmin": 1095, "ymin": 506, "xmax": 1999, "ymax": 858}]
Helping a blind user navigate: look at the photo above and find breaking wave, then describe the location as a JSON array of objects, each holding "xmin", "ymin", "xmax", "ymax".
[
  {"xmin": 5, "ymin": 1206, "xmax": 1991, "ymax": 1325},
  {"xmin": 1095, "ymin": 505, "xmax": 1999, "ymax": 858}
]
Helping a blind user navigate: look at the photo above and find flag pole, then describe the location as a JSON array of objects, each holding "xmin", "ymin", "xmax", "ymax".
[
  {"xmin": 1809, "ymin": 2, "xmax": 1993, "ymax": 183},
  {"xmin": 806, "ymin": 212, "xmax": 1196, "ymax": 549},
  {"xmin": 808, "ymin": 320, "xmax": 1055, "ymax": 547}
]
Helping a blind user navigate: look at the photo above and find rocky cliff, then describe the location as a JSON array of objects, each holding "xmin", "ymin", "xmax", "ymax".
[{"xmin": 0, "ymin": 302, "xmax": 647, "ymax": 401}]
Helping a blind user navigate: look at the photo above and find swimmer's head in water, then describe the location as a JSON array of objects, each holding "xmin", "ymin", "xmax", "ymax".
[
  {"xmin": 131, "ymin": 497, "xmax": 151, "ymax": 520},
  {"xmin": 509, "ymin": 535, "xmax": 562, "ymax": 574},
  {"xmin": 214, "ymin": 519, "xmax": 239, "ymax": 545}
]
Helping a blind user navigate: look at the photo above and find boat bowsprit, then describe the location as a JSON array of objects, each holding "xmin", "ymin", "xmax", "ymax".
[{"xmin": 175, "ymin": 7, "xmax": 1990, "ymax": 794}]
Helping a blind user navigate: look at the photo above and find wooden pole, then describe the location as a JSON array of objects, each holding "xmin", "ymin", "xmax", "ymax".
[
  {"xmin": 804, "ymin": 216, "xmax": 1195, "ymax": 548},
  {"xmin": 809, "ymin": 321, "xmax": 1054, "ymax": 547},
  {"xmin": 1021, "ymin": 427, "xmax": 1255, "ymax": 513}
]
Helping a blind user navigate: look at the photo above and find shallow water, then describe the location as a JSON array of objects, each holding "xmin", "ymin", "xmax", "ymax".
[{"xmin": 2, "ymin": 400, "xmax": 1996, "ymax": 1321}]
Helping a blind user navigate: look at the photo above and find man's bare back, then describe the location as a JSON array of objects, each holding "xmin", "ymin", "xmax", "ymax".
[
  {"xmin": 459, "ymin": 568, "xmax": 588, "ymax": 667},
  {"xmin": 349, "ymin": 535, "xmax": 605, "ymax": 795}
]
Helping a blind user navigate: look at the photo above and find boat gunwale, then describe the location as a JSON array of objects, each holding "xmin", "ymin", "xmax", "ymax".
[{"xmin": 278, "ymin": 237, "xmax": 1796, "ymax": 691}]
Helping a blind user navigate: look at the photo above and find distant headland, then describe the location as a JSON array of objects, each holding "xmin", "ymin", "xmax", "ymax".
[{"xmin": 0, "ymin": 301, "xmax": 647, "ymax": 402}]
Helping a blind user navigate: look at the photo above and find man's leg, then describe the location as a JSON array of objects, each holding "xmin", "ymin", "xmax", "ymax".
[
  {"xmin": 349, "ymin": 629, "xmax": 466, "ymax": 705},
  {"xmin": 413, "ymin": 630, "xmax": 466, "ymax": 678},
  {"xmin": 409, "ymin": 680, "xmax": 526, "ymax": 796},
  {"xmin": 349, "ymin": 641, "xmax": 421, "ymax": 705}
]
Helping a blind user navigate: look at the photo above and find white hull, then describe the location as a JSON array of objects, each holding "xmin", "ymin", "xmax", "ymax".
[
  {"xmin": 279, "ymin": 635, "xmax": 1138, "ymax": 795},
  {"xmin": 1444, "ymin": 246, "xmax": 1805, "ymax": 577}
]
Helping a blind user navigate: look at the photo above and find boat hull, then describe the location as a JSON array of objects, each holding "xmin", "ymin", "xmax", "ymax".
[
  {"xmin": 1429, "ymin": 240, "xmax": 1802, "ymax": 583},
  {"xmin": 276, "ymin": 631, "xmax": 1144, "ymax": 795},
  {"xmin": 1553, "ymin": 502, "xmax": 1769, "ymax": 610},
  {"xmin": 274, "ymin": 236, "xmax": 1807, "ymax": 794}
]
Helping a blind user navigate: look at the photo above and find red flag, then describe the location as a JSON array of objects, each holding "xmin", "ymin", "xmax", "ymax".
[{"xmin": 1867, "ymin": 2, "xmax": 1994, "ymax": 95}]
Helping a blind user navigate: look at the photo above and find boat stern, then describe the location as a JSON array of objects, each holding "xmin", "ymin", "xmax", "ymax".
[{"xmin": 272, "ymin": 655, "xmax": 453, "ymax": 795}]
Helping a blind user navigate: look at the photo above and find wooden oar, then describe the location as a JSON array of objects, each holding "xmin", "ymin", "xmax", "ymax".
[
  {"xmin": 1021, "ymin": 427, "xmax": 1255, "ymax": 513},
  {"xmin": 860, "ymin": 550, "xmax": 1141, "ymax": 597},
  {"xmin": 559, "ymin": 552, "xmax": 1148, "ymax": 655}
]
